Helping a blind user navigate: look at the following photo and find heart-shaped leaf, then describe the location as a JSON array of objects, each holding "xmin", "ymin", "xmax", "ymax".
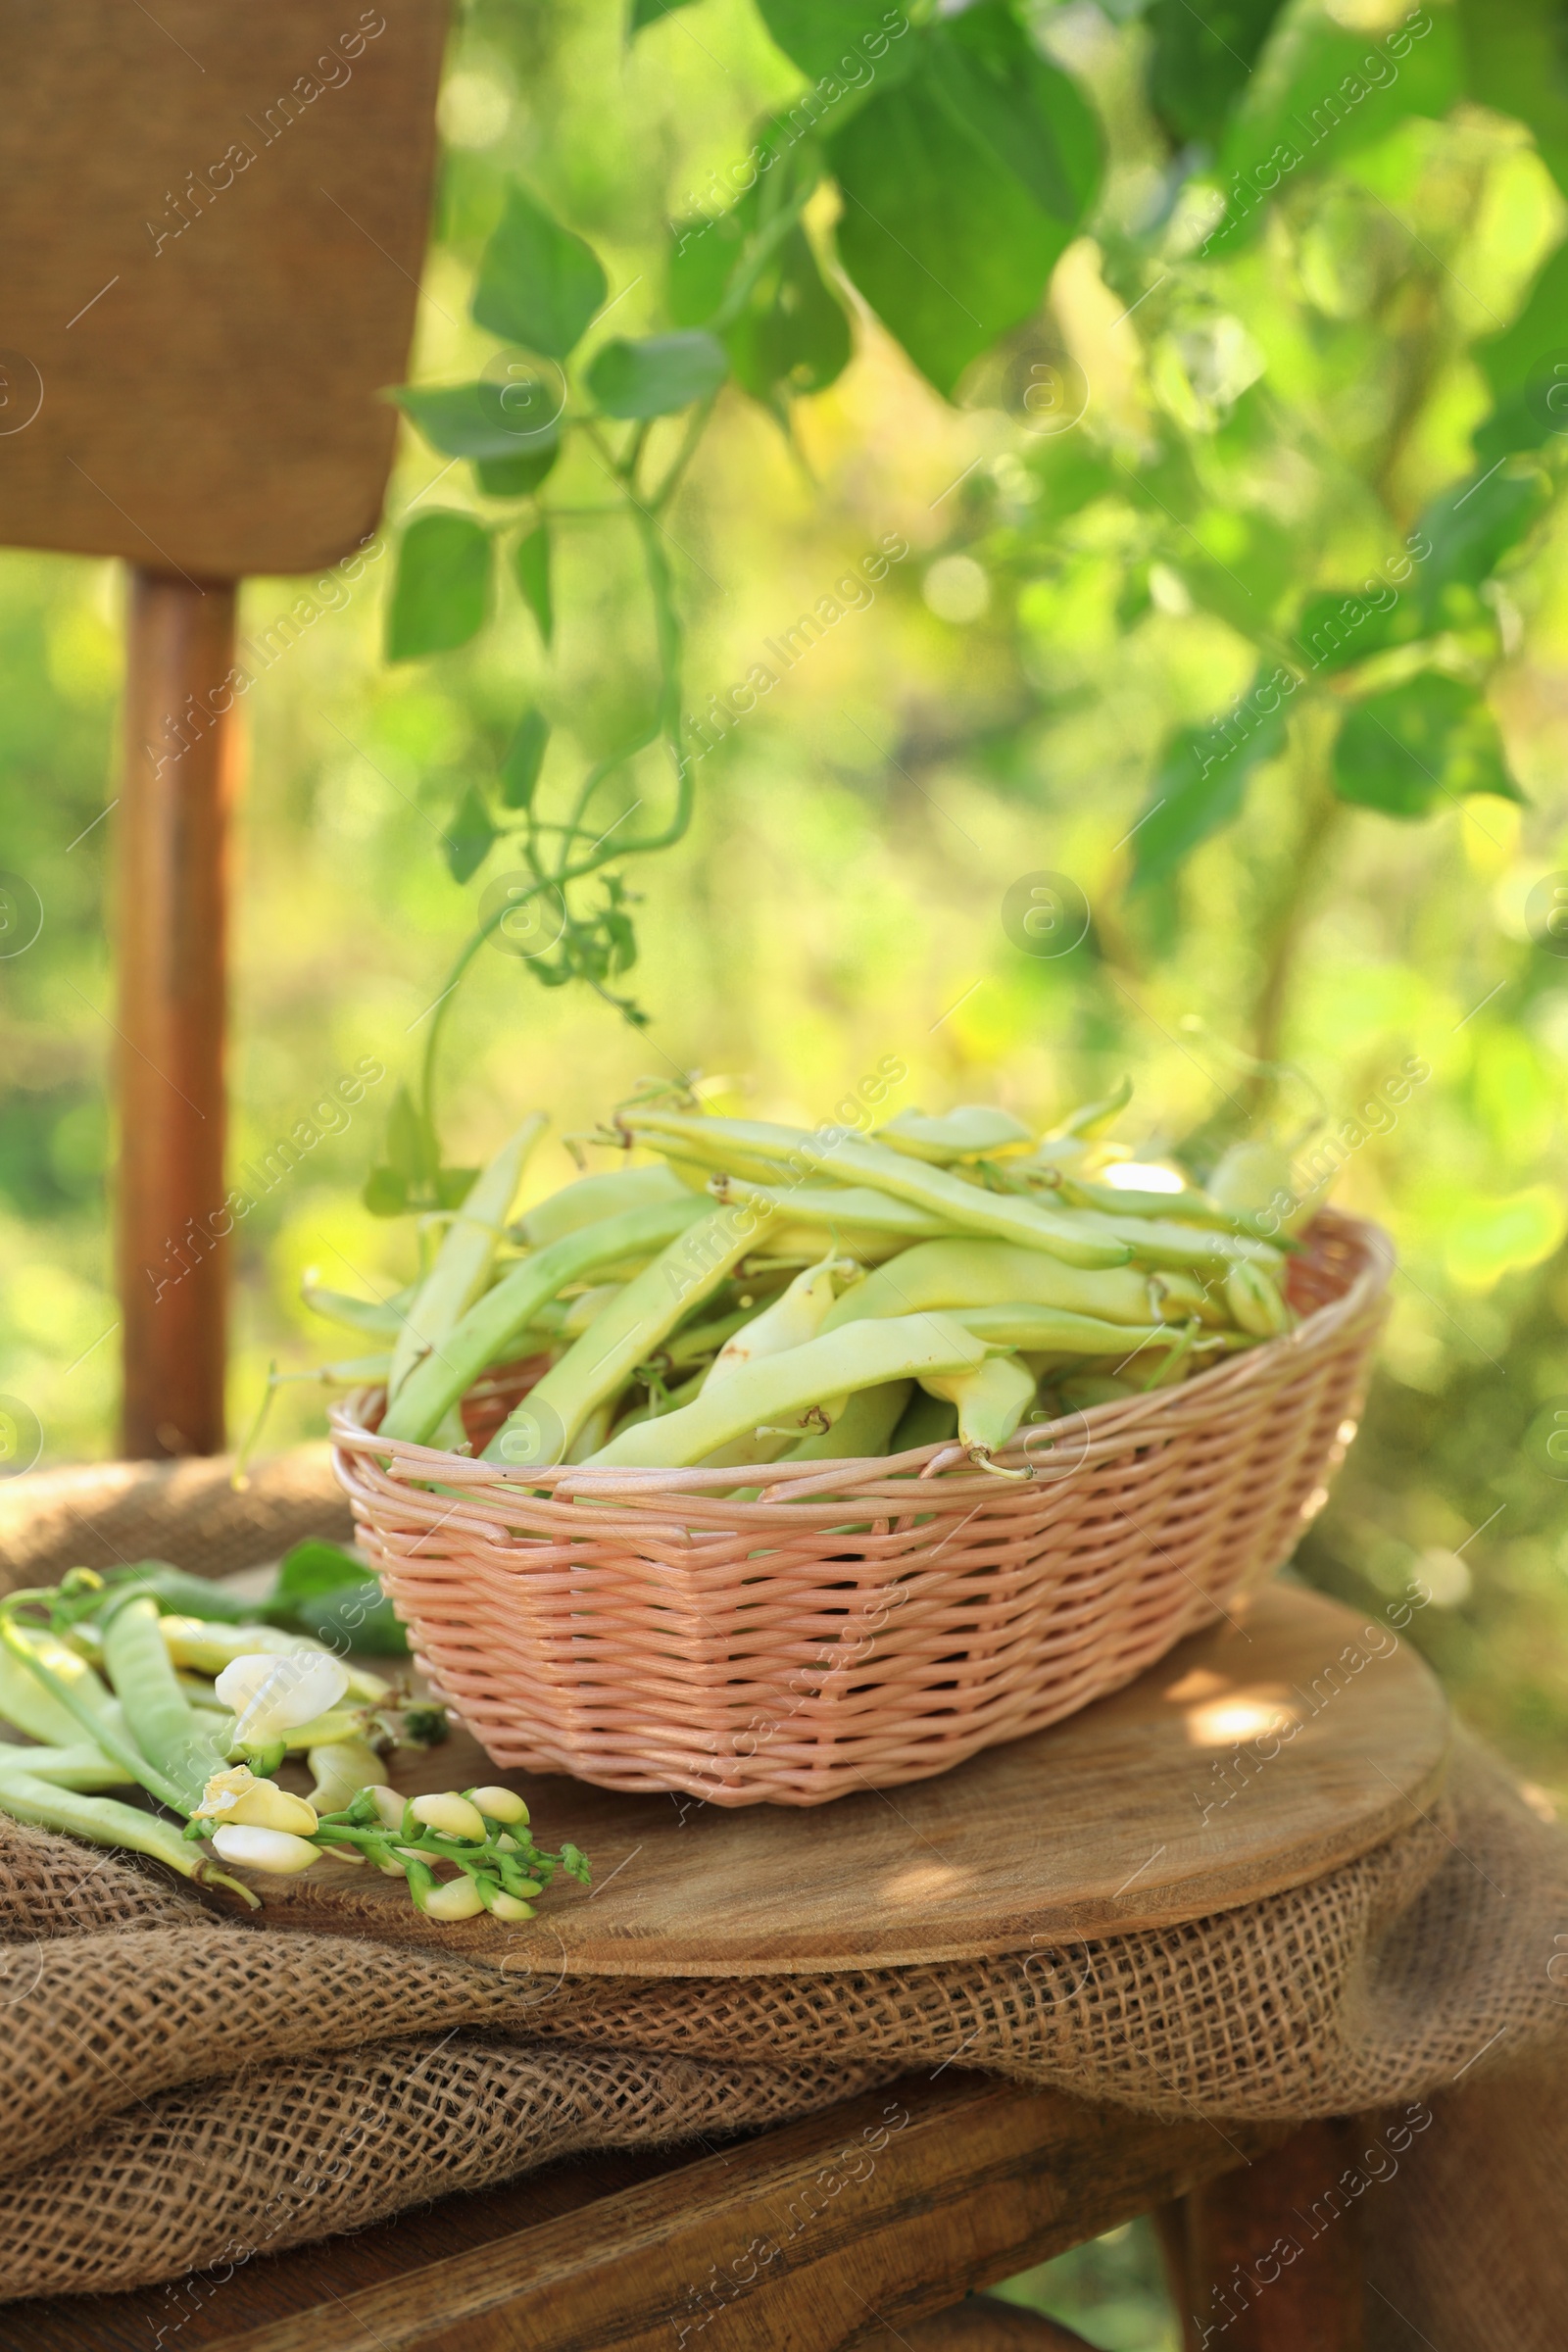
[
  {"xmin": 386, "ymin": 514, "xmax": 492, "ymax": 662},
  {"xmin": 473, "ymin": 187, "xmax": 608, "ymax": 360},
  {"xmin": 514, "ymin": 522, "xmax": 554, "ymax": 645},
  {"xmin": 503, "ymin": 709, "xmax": 551, "ymax": 808},
  {"xmin": 1333, "ymin": 675, "xmax": 1524, "ymax": 818},
  {"xmin": 587, "ymin": 331, "xmax": 729, "ymax": 418},
  {"xmin": 390, "ymin": 382, "xmax": 560, "ymax": 462},
  {"xmin": 446, "ymin": 784, "xmax": 498, "ymax": 884}
]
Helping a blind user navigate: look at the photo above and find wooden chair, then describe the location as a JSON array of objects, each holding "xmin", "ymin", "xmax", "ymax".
[{"xmin": 0, "ymin": 39, "xmax": 1429, "ymax": 2352}]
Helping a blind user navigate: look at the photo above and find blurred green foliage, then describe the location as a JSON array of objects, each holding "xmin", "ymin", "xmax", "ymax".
[{"xmin": 6, "ymin": 4, "xmax": 1568, "ymax": 2332}]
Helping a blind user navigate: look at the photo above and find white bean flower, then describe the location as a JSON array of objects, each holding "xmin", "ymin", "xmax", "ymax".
[
  {"xmin": 215, "ymin": 1650, "xmax": 350, "ymax": 1745},
  {"xmin": 211, "ymin": 1822, "xmax": 321, "ymax": 1875},
  {"xmin": 192, "ymin": 1764, "xmax": 318, "ymax": 1836}
]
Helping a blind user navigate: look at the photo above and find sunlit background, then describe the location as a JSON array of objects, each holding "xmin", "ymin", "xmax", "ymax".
[{"xmin": 5, "ymin": 3, "xmax": 1568, "ymax": 2339}]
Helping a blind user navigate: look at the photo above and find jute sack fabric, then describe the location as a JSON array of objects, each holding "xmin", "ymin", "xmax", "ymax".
[{"xmin": 1, "ymin": 1451, "xmax": 1566, "ymax": 2347}]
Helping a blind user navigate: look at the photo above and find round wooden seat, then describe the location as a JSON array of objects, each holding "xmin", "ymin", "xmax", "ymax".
[{"xmin": 231, "ymin": 1581, "xmax": 1449, "ymax": 1973}]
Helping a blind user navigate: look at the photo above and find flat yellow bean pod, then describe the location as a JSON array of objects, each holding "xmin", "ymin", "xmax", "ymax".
[
  {"xmin": 819, "ymin": 1238, "xmax": 1174, "ymax": 1333},
  {"xmin": 382, "ymin": 1196, "xmax": 703, "ymax": 1446},
  {"xmin": 387, "ymin": 1113, "xmax": 546, "ymax": 1401},
  {"xmin": 514, "ymin": 1161, "xmax": 689, "ymax": 1247},
  {"xmin": 585, "ymin": 1313, "xmax": 989, "ymax": 1470},
  {"xmin": 953, "ymin": 1305, "xmax": 1192, "ymax": 1355},
  {"xmin": 627, "ymin": 1114, "xmax": 1132, "ymax": 1268},
  {"xmin": 874, "ymin": 1105, "xmax": 1034, "ymax": 1163},
  {"xmin": 1090, "ymin": 1216, "xmax": 1285, "ymax": 1272},
  {"xmin": 917, "ymin": 1353, "xmax": 1036, "ymax": 1456},
  {"xmin": 492, "ymin": 1203, "xmax": 774, "ymax": 1463}
]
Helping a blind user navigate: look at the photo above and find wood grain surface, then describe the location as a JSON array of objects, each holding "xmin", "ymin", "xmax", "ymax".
[
  {"xmin": 217, "ymin": 1583, "xmax": 1449, "ymax": 1973},
  {"xmin": 0, "ymin": 0, "xmax": 446, "ymax": 576},
  {"xmin": 7, "ymin": 2073, "xmax": 1279, "ymax": 2352}
]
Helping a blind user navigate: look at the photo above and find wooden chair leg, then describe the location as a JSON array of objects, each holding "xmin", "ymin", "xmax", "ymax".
[
  {"xmin": 1162, "ymin": 2118, "xmax": 1364, "ymax": 2350},
  {"xmin": 117, "ymin": 567, "xmax": 238, "ymax": 1458}
]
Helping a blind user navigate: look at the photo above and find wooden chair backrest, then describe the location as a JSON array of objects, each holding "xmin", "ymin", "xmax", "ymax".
[{"xmin": 0, "ymin": 0, "xmax": 448, "ymax": 579}]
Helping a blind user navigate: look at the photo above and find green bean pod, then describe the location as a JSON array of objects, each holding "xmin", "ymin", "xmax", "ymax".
[
  {"xmin": 619, "ymin": 1111, "xmax": 818, "ymax": 1186},
  {"xmin": 705, "ymin": 1177, "xmax": 955, "ymax": 1244},
  {"xmin": 1048, "ymin": 1076, "xmax": 1133, "ymax": 1138},
  {"xmin": 780, "ymin": 1380, "xmax": 914, "ymax": 1460},
  {"xmin": 627, "ymin": 1113, "xmax": 1132, "ymax": 1268},
  {"xmin": 1, "ymin": 1619, "xmax": 189, "ymax": 1811},
  {"xmin": 0, "ymin": 1769, "xmax": 260, "ymax": 1903},
  {"xmin": 387, "ymin": 1112, "xmax": 548, "ymax": 1400},
  {"xmin": 489, "ymin": 1203, "xmax": 778, "ymax": 1464},
  {"xmin": 873, "ymin": 1105, "xmax": 1035, "ymax": 1163},
  {"xmin": 952, "ymin": 1306, "xmax": 1200, "ymax": 1354},
  {"xmin": 1090, "ymin": 1216, "xmax": 1286, "ymax": 1272},
  {"xmin": 1208, "ymin": 1139, "xmax": 1307, "ymax": 1230},
  {"xmin": 1050, "ymin": 1172, "xmax": 1279, "ymax": 1239},
  {"xmin": 514, "ymin": 1160, "xmax": 690, "ymax": 1247},
  {"xmin": 655, "ymin": 1302, "xmax": 764, "ymax": 1372},
  {"xmin": 703, "ymin": 1253, "xmax": 847, "ymax": 1394},
  {"xmin": 103, "ymin": 1595, "xmax": 230, "ymax": 1811},
  {"xmin": 1224, "ymin": 1260, "xmax": 1295, "ymax": 1337},
  {"xmin": 916, "ymin": 1353, "xmax": 1036, "ymax": 1456},
  {"xmin": 820, "ymin": 1238, "xmax": 1181, "ymax": 1334},
  {"xmin": 585, "ymin": 1313, "xmax": 990, "ymax": 1469},
  {"xmin": 0, "ymin": 1741, "xmax": 127, "ymax": 1790},
  {"xmin": 302, "ymin": 1278, "xmax": 418, "ymax": 1339},
  {"xmin": 0, "ymin": 1624, "xmax": 111, "ymax": 1747},
  {"xmin": 381, "ymin": 1196, "xmax": 704, "ymax": 1446}
]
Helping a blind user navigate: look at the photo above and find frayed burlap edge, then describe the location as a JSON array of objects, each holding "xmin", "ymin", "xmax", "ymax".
[{"xmin": 0, "ymin": 2037, "xmax": 898, "ymax": 2301}]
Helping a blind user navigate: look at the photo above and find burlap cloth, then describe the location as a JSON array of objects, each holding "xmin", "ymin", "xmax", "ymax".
[{"xmin": 2, "ymin": 1450, "xmax": 1566, "ymax": 2347}]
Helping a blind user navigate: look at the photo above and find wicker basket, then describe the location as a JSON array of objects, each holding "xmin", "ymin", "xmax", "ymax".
[{"xmin": 331, "ymin": 1212, "xmax": 1392, "ymax": 1807}]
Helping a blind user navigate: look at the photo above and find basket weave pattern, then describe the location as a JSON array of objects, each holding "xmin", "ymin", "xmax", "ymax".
[{"xmin": 332, "ymin": 1213, "xmax": 1391, "ymax": 1806}]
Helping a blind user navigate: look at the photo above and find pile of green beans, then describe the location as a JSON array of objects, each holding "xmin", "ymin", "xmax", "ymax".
[
  {"xmin": 302, "ymin": 1085, "xmax": 1299, "ymax": 1477},
  {"xmin": 0, "ymin": 1569, "xmax": 591, "ymax": 1919}
]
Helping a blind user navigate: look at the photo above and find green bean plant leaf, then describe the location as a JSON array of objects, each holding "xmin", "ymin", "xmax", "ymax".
[
  {"xmin": 1474, "ymin": 239, "xmax": 1568, "ymax": 456},
  {"xmin": 628, "ymin": 0, "xmax": 701, "ymax": 31},
  {"xmin": 1414, "ymin": 456, "xmax": 1554, "ymax": 627},
  {"xmin": 827, "ymin": 32, "xmax": 1096, "ymax": 397},
  {"xmin": 513, "ymin": 521, "xmax": 554, "ymax": 646},
  {"xmin": 1331, "ymin": 675, "xmax": 1524, "ymax": 819},
  {"xmin": 1144, "ymin": 0, "xmax": 1290, "ymax": 145},
  {"xmin": 362, "ymin": 1165, "xmax": 410, "ymax": 1218},
  {"xmin": 1455, "ymin": 0, "xmax": 1568, "ymax": 195},
  {"xmin": 1131, "ymin": 672, "xmax": 1290, "ymax": 893},
  {"xmin": 1207, "ymin": 7, "xmax": 1464, "ymax": 256},
  {"xmin": 716, "ymin": 222, "xmax": 852, "ymax": 410},
  {"xmin": 386, "ymin": 1084, "xmax": 440, "ymax": 1193},
  {"xmin": 502, "ymin": 709, "xmax": 551, "ymax": 809},
  {"xmin": 1294, "ymin": 587, "xmax": 1427, "ymax": 676},
  {"xmin": 388, "ymin": 383, "xmax": 555, "ymax": 462},
  {"xmin": 446, "ymin": 784, "xmax": 499, "ymax": 885},
  {"xmin": 927, "ymin": 3, "xmax": 1102, "ymax": 226},
  {"xmin": 754, "ymin": 0, "xmax": 910, "ymax": 84},
  {"xmin": 472, "ymin": 187, "xmax": 609, "ymax": 359},
  {"xmin": 474, "ymin": 443, "xmax": 561, "ymax": 497},
  {"xmin": 587, "ymin": 331, "xmax": 730, "ymax": 418},
  {"xmin": 385, "ymin": 513, "xmax": 492, "ymax": 662}
]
